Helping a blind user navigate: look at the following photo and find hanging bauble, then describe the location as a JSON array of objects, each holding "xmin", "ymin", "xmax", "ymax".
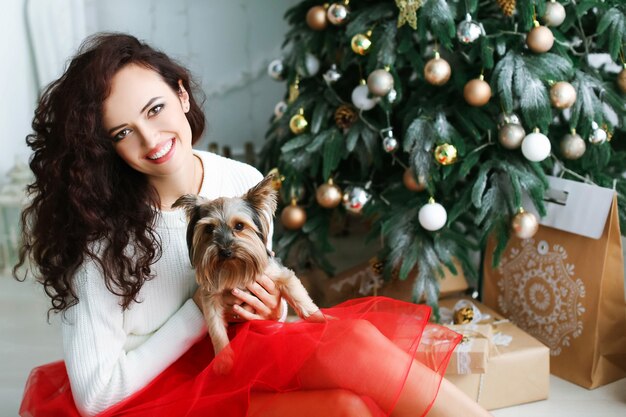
[
  {"xmin": 367, "ymin": 68, "xmax": 394, "ymax": 97},
  {"xmin": 267, "ymin": 168, "xmax": 284, "ymax": 191},
  {"xmin": 521, "ymin": 129, "xmax": 551, "ymax": 161},
  {"xmin": 334, "ymin": 104, "xmax": 359, "ymax": 130},
  {"xmin": 342, "ymin": 185, "xmax": 372, "ymax": 215},
  {"xmin": 316, "ymin": 178, "xmax": 343, "ymax": 209},
  {"xmin": 387, "ymin": 89, "xmax": 398, "ymax": 103},
  {"xmin": 560, "ymin": 131, "xmax": 586, "ymax": 160},
  {"xmin": 298, "ymin": 53, "xmax": 320, "ymax": 77},
  {"xmin": 497, "ymin": 112, "xmax": 521, "ymax": 129},
  {"xmin": 289, "ymin": 109, "xmax": 308, "ymax": 135},
  {"xmin": 434, "ymin": 143, "xmax": 458, "ymax": 165},
  {"xmin": 456, "ymin": 13, "xmax": 483, "ymax": 44},
  {"xmin": 542, "ymin": 1, "xmax": 566, "ymax": 27},
  {"xmin": 380, "ymin": 127, "xmax": 399, "ymax": 153},
  {"xmin": 274, "ymin": 101, "xmax": 288, "ymax": 119},
  {"xmin": 511, "ymin": 208, "xmax": 539, "ymax": 239},
  {"xmin": 498, "ymin": 123, "xmax": 526, "ymax": 149},
  {"xmin": 403, "ymin": 168, "xmax": 426, "ymax": 192},
  {"xmin": 267, "ymin": 59, "xmax": 285, "ymax": 80},
  {"xmin": 496, "ymin": 0, "xmax": 516, "ymax": 17},
  {"xmin": 463, "ymin": 76, "xmax": 492, "ymax": 107},
  {"xmin": 617, "ymin": 67, "xmax": 626, "ymax": 93},
  {"xmin": 549, "ymin": 81, "xmax": 577, "ymax": 109},
  {"xmin": 351, "ymin": 83, "xmax": 379, "ymax": 111},
  {"xmin": 281, "ymin": 199, "xmax": 307, "ymax": 230},
  {"xmin": 418, "ymin": 198, "xmax": 447, "ymax": 231},
  {"xmin": 288, "ymin": 77, "xmax": 300, "ymax": 103},
  {"xmin": 323, "ymin": 64, "xmax": 342, "ymax": 84},
  {"xmin": 526, "ymin": 24, "xmax": 554, "ymax": 53},
  {"xmin": 306, "ymin": 5, "xmax": 328, "ymax": 31},
  {"xmin": 588, "ymin": 121, "xmax": 607, "ymax": 144},
  {"xmin": 351, "ymin": 32, "xmax": 372, "ymax": 56},
  {"xmin": 424, "ymin": 52, "xmax": 451, "ymax": 86},
  {"xmin": 327, "ymin": 2, "xmax": 349, "ymax": 25}
]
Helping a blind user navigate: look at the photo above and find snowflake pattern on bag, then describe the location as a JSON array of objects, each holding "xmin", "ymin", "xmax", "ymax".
[{"xmin": 496, "ymin": 238, "xmax": 586, "ymax": 356}]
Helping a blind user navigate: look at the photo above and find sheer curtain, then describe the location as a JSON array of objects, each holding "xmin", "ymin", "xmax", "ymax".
[{"xmin": 25, "ymin": 0, "xmax": 95, "ymax": 90}]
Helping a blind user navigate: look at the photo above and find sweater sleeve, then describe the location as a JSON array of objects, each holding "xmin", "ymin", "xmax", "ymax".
[{"xmin": 62, "ymin": 260, "xmax": 206, "ymax": 416}]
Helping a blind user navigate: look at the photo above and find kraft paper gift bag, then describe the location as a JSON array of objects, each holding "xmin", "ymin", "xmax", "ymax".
[{"xmin": 483, "ymin": 176, "xmax": 626, "ymax": 389}]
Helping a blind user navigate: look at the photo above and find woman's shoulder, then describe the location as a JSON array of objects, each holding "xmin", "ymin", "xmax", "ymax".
[{"xmin": 195, "ymin": 150, "xmax": 264, "ymax": 199}]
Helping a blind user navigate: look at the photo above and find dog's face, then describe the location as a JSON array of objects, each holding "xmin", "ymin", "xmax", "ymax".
[{"xmin": 173, "ymin": 175, "xmax": 278, "ymax": 289}]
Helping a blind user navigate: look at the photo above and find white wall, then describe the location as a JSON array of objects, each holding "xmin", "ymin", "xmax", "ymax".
[{"xmin": 0, "ymin": 0, "xmax": 297, "ymax": 182}]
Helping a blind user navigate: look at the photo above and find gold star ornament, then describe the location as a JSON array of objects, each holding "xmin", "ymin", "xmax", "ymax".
[{"xmin": 395, "ymin": 0, "xmax": 422, "ymax": 30}]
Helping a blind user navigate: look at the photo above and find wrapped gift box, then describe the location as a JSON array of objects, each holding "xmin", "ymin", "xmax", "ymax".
[
  {"xmin": 439, "ymin": 298, "xmax": 550, "ymax": 410},
  {"xmin": 299, "ymin": 258, "xmax": 469, "ymax": 308},
  {"xmin": 444, "ymin": 324, "xmax": 492, "ymax": 375}
]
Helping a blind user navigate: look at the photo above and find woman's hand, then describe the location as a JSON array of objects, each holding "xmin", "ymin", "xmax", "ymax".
[{"xmin": 224, "ymin": 274, "xmax": 283, "ymax": 323}]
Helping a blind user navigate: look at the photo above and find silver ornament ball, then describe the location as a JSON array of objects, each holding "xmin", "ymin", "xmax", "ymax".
[
  {"xmin": 342, "ymin": 186, "xmax": 372, "ymax": 215},
  {"xmin": 457, "ymin": 14, "xmax": 483, "ymax": 44},
  {"xmin": 274, "ymin": 101, "xmax": 288, "ymax": 119},
  {"xmin": 327, "ymin": 3, "xmax": 349, "ymax": 25},
  {"xmin": 367, "ymin": 69, "xmax": 394, "ymax": 97},
  {"xmin": 383, "ymin": 136, "xmax": 398, "ymax": 153},
  {"xmin": 499, "ymin": 123, "xmax": 526, "ymax": 150},
  {"xmin": 560, "ymin": 133, "xmax": 586, "ymax": 159},
  {"xmin": 267, "ymin": 59, "xmax": 285, "ymax": 80}
]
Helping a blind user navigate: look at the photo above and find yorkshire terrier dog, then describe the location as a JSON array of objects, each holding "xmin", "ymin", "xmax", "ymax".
[{"xmin": 173, "ymin": 175, "xmax": 323, "ymax": 373}]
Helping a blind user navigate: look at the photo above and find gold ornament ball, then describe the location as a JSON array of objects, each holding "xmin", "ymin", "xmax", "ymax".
[
  {"xmin": 424, "ymin": 56, "xmax": 451, "ymax": 86},
  {"xmin": 289, "ymin": 113, "xmax": 308, "ymax": 135},
  {"xmin": 526, "ymin": 25, "xmax": 554, "ymax": 53},
  {"xmin": 403, "ymin": 169, "xmax": 426, "ymax": 192},
  {"xmin": 306, "ymin": 6, "xmax": 328, "ymax": 31},
  {"xmin": 453, "ymin": 306, "xmax": 475, "ymax": 324},
  {"xmin": 351, "ymin": 33, "xmax": 372, "ymax": 55},
  {"xmin": 512, "ymin": 210, "xmax": 539, "ymax": 239},
  {"xmin": 434, "ymin": 143, "xmax": 458, "ymax": 165},
  {"xmin": 560, "ymin": 133, "xmax": 586, "ymax": 160},
  {"xmin": 281, "ymin": 203, "xmax": 307, "ymax": 230},
  {"xmin": 463, "ymin": 78, "xmax": 492, "ymax": 107},
  {"xmin": 267, "ymin": 168, "xmax": 284, "ymax": 191},
  {"xmin": 550, "ymin": 81, "xmax": 577, "ymax": 109},
  {"xmin": 367, "ymin": 69, "xmax": 394, "ymax": 96},
  {"xmin": 498, "ymin": 123, "xmax": 526, "ymax": 149},
  {"xmin": 617, "ymin": 68, "xmax": 626, "ymax": 94},
  {"xmin": 316, "ymin": 179, "xmax": 343, "ymax": 208}
]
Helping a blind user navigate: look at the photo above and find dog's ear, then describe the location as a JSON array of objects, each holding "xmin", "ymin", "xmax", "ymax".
[
  {"xmin": 172, "ymin": 194, "xmax": 204, "ymax": 266},
  {"xmin": 244, "ymin": 175, "xmax": 278, "ymax": 218}
]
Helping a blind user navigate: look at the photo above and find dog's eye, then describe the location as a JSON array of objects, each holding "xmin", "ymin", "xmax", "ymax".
[
  {"xmin": 205, "ymin": 224, "xmax": 215, "ymax": 234},
  {"xmin": 234, "ymin": 222, "xmax": 244, "ymax": 231}
]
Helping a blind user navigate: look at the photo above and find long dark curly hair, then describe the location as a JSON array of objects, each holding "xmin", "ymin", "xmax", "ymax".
[{"xmin": 14, "ymin": 33, "xmax": 205, "ymax": 314}]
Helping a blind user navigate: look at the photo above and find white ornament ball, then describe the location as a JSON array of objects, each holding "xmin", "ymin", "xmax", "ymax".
[
  {"xmin": 589, "ymin": 122, "xmax": 608, "ymax": 144},
  {"xmin": 274, "ymin": 101, "xmax": 288, "ymax": 118},
  {"xmin": 418, "ymin": 201, "xmax": 447, "ymax": 231},
  {"xmin": 521, "ymin": 131, "xmax": 551, "ymax": 162},
  {"xmin": 543, "ymin": 1, "xmax": 566, "ymax": 27},
  {"xmin": 302, "ymin": 53, "xmax": 320, "ymax": 77},
  {"xmin": 351, "ymin": 84, "xmax": 379, "ymax": 111}
]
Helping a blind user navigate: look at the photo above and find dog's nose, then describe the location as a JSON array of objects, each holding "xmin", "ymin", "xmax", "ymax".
[{"xmin": 219, "ymin": 248, "xmax": 232, "ymax": 259}]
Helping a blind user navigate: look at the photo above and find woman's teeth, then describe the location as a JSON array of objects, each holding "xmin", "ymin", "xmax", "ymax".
[{"xmin": 148, "ymin": 140, "xmax": 173, "ymax": 160}]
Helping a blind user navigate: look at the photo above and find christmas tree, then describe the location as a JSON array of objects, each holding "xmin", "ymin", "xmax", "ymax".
[{"xmin": 259, "ymin": 0, "xmax": 626, "ymax": 306}]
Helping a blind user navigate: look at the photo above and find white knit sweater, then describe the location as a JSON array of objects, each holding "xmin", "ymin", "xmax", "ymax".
[{"xmin": 62, "ymin": 151, "xmax": 280, "ymax": 416}]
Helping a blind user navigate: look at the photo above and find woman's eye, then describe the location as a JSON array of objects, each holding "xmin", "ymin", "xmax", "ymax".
[
  {"xmin": 148, "ymin": 104, "xmax": 164, "ymax": 117},
  {"xmin": 113, "ymin": 128, "xmax": 131, "ymax": 142},
  {"xmin": 234, "ymin": 223, "xmax": 244, "ymax": 231}
]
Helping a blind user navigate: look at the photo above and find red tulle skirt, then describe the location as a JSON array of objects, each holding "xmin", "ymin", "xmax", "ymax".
[{"xmin": 20, "ymin": 297, "xmax": 460, "ymax": 417}]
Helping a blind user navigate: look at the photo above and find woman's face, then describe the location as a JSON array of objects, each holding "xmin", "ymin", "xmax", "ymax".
[{"xmin": 102, "ymin": 64, "xmax": 193, "ymax": 181}]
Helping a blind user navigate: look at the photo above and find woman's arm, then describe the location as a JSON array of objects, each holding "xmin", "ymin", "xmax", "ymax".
[{"xmin": 62, "ymin": 260, "xmax": 206, "ymax": 416}]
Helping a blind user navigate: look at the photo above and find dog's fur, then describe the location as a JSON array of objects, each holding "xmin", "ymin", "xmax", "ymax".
[{"xmin": 173, "ymin": 175, "xmax": 322, "ymax": 372}]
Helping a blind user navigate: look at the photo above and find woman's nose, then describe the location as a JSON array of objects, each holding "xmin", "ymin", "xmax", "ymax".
[{"xmin": 136, "ymin": 123, "xmax": 160, "ymax": 147}]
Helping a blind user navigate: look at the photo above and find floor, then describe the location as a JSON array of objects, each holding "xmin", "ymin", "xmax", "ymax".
[{"xmin": 1, "ymin": 272, "xmax": 626, "ymax": 416}]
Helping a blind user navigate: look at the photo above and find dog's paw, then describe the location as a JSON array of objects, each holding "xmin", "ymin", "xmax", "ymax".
[{"xmin": 212, "ymin": 347, "xmax": 235, "ymax": 375}]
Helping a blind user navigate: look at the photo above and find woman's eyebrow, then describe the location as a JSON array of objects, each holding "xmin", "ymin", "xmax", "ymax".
[{"xmin": 107, "ymin": 96, "xmax": 164, "ymax": 134}]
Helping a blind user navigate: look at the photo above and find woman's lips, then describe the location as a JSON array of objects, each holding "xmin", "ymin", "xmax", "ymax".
[{"xmin": 146, "ymin": 138, "xmax": 175, "ymax": 164}]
